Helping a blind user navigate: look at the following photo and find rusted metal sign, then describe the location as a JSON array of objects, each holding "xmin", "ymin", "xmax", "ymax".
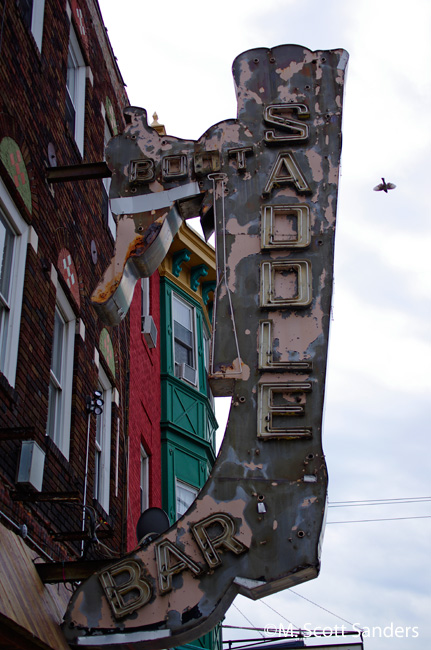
[{"xmin": 64, "ymin": 45, "xmax": 348, "ymax": 648}]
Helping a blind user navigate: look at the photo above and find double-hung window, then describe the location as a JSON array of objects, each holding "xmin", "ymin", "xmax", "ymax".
[
  {"xmin": 46, "ymin": 284, "xmax": 75, "ymax": 459},
  {"xmin": 0, "ymin": 180, "xmax": 29, "ymax": 387},
  {"xmin": 18, "ymin": 0, "xmax": 45, "ymax": 50},
  {"xmin": 175, "ymin": 479, "xmax": 198, "ymax": 520},
  {"xmin": 141, "ymin": 277, "xmax": 150, "ymax": 321},
  {"xmin": 94, "ymin": 365, "xmax": 112, "ymax": 514},
  {"xmin": 66, "ymin": 24, "xmax": 86, "ymax": 155},
  {"xmin": 0, "ymin": 214, "xmax": 16, "ymax": 373},
  {"xmin": 102, "ymin": 116, "xmax": 116, "ymax": 237},
  {"xmin": 141, "ymin": 277, "xmax": 157, "ymax": 347},
  {"xmin": 173, "ymin": 294, "xmax": 197, "ymax": 385},
  {"xmin": 140, "ymin": 445, "xmax": 149, "ymax": 513}
]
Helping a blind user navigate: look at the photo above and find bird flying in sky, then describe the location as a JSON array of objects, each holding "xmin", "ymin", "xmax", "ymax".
[{"xmin": 374, "ymin": 177, "xmax": 396, "ymax": 193}]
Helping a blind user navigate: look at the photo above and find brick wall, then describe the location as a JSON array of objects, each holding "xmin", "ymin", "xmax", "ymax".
[
  {"xmin": 0, "ymin": 0, "xmax": 130, "ymax": 562},
  {"xmin": 127, "ymin": 272, "xmax": 162, "ymax": 550}
]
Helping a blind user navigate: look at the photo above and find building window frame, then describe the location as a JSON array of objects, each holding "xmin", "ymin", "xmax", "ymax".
[
  {"xmin": 141, "ymin": 277, "xmax": 150, "ymax": 319},
  {"xmin": 172, "ymin": 292, "xmax": 197, "ymax": 385},
  {"xmin": 94, "ymin": 364, "xmax": 112, "ymax": 514},
  {"xmin": 0, "ymin": 179, "xmax": 29, "ymax": 388},
  {"xmin": 175, "ymin": 478, "xmax": 198, "ymax": 520},
  {"xmin": 31, "ymin": 0, "xmax": 45, "ymax": 50},
  {"xmin": 46, "ymin": 282, "xmax": 75, "ymax": 459},
  {"xmin": 140, "ymin": 445, "xmax": 149, "ymax": 513},
  {"xmin": 202, "ymin": 324, "xmax": 214, "ymax": 406},
  {"xmin": 102, "ymin": 111, "xmax": 116, "ymax": 237},
  {"xmin": 66, "ymin": 23, "xmax": 86, "ymax": 155},
  {"xmin": 17, "ymin": 0, "xmax": 45, "ymax": 50}
]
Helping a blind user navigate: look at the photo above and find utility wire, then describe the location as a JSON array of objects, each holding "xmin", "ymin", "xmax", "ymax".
[
  {"xmin": 289, "ymin": 589, "xmax": 360, "ymax": 629},
  {"xmin": 328, "ymin": 496, "xmax": 431, "ymax": 507},
  {"xmin": 232, "ymin": 603, "xmax": 265, "ymax": 638},
  {"xmin": 260, "ymin": 598, "xmax": 299, "ymax": 629},
  {"xmin": 329, "ymin": 501, "xmax": 431, "ymax": 508},
  {"xmin": 329, "ymin": 496, "xmax": 430, "ymax": 503},
  {"xmin": 223, "ymin": 498, "xmax": 430, "ymax": 644},
  {"xmin": 327, "ymin": 515, "xmax": 431, "ymax": 524}
]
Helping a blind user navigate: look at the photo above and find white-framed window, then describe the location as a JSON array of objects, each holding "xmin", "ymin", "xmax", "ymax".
[
  {"xmin": 172, "ymin": 293, "xmax": 197, "ymax": 385},
  {"xmin": 102, "ymin": 115, "xmax": 116, "ymax": 237},
  {"xmin": 18, "ymin": 0, "xmax": 45, "ymax": 50},
  {"xmin": 140, "ymin": 445, "xmax": 149, "ymax": 513},
  {"xmin": 203, "ymin": 329, "xmax": 210, "ymax": 370},
  {"xmin": 202, "ymin": 326, "xmax": 214, "ymax": 406},
  {"xmin": 141, "ymin": 277, "xmax": 150, "ymax": 319},
  {"xmin": 0, "ymin": 180, "xmax": 29, "ymax": 387},
  {"xmin": 46, "ymin": 283, "xmax": 75, "ymax": 459},
  {"xmin": 141, "ymin": 278, "xmax": 157, "ymax": 347},
  {"xmin": 66, "ymin": 24, "xmax": 86, "ymax": 155},
  {"xmin": 175, "ymin": 478, "xmax": 198, "ymax": 519},
  {"xmin": 94, "ymin": 365, "xmax": 112, "ymax": 513}
]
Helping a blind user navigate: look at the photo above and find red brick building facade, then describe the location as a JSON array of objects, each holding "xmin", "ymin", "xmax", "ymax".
[
  {"xmin": 127, "ymin": 273, "xmax": 162, "ymax": 551},
  {"xmin": 0, "ymin": 1, "xmax": 139, "ymax": 646},
  {"xmin": 0, "ymin": 1, "xmax": 217, "ymax": 647}
]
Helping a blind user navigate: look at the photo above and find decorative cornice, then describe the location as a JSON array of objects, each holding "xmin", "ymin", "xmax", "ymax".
[
  {"xmin": 190, "ymin": 264, "xmax": 208, "ymax": 291},
  {"xmin": 172, "ymin": 248, "xmax": 191, "ymax": 277}
]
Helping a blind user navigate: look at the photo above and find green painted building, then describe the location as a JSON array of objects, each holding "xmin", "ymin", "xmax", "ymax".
[
  {"xmin": 159, "ymin": 221, "xmax": 221, "ymax": 650},
  {"xmin": 159, "ymin": 222, "xmax": 217, "ymax": 523}
]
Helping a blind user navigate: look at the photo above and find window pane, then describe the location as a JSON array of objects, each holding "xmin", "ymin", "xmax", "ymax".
[
  {"xmin": 141, "ymin": 277, "xmax": 150, "ymax": 318},
  {"xmin": 0, "ymin": 305, "xmax": 9, "ymax": 370},
  {"xmin": 46, "ymin": 381, "xmax": 56, "ymax": 440},
  {"xmin": 46, "ymin": 287, "xmax": 74, "ymax": 459},
  {"xmin": 174, "ymin": 321, "xmax": 193, "ymax": 348},
  {"xmin": 173, "ymin": 295, "xmax": 195, "ymax": 369},
  {"xmin": 94, "ymin": 381, "xmax": 104, "ymax": 501},
  {"xmin": 94, "ymin": 449, "xmax": 101, "ymax": 500},
  {"xmin": 66, "ymin": 49, "xmax": 77, "ymax": 102},
  {"xmin": 173, "ymin": 296, "xmax": 192, "ymax": 329},
  {"xmin": 176, "ymin": 481, "xmax": 198, "ymax": 519},
  {"xmin": 175, "ymin": 341, "xmax": 192, "ymax": 367},
  {"xmin": 93, "ymin": 372, "xmax": 112, "ymax": 513},
  {"xmin": 140, "ymin": 447, "xmax": 149, "ymax": 512},
  {"xmin": 47, "ymin": 380, "xmax": 62, "ymax": 446},
  {"xmin": 18, "ymin": 0, "xmax": 33, "ymax": 29},
  {"xmin": 0, "ymin": 212, "xmax": 15, "ymax": 303},
  {"xmin": 51, "ymin": 308, "xmax": 64, "ymax": 383}
]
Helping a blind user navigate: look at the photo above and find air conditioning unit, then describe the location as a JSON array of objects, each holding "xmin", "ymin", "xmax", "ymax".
[
  {"xmin": 141, "ymin": 315, "xmax": 157, "ymax": 348},
  {"xmin": 178, "ymin": 363, "xmax": 197, "ymax": 385},
  {"xmin": 16, "ymin": 441, "xmax": 45, "ymax": 492}
]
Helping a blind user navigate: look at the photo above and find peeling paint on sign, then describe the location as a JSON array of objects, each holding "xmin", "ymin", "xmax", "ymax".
[{"xmin": 65, "ymin": 44, "xmax": 348, "ymax": 649}]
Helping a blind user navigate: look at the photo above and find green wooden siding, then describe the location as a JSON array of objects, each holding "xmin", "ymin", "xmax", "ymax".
[{"xmin": 160, "ymin": 276, "xmax": 219, "ymax": 650}]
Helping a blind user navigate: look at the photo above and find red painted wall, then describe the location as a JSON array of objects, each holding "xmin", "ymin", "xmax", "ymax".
[{"xmin": 127, "ymin": 272, "xmax": 162, "ymax": 550}]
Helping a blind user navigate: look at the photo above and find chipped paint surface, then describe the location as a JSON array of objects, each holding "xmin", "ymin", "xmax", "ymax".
[{"xmin": 64, "ymin": 44, "xmax": 347, "ymax": 649}]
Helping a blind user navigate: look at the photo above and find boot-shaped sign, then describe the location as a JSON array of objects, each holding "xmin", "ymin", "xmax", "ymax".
[{"xmin": 65, "ymin": 45, "xmax": 348, "ymax": 649}]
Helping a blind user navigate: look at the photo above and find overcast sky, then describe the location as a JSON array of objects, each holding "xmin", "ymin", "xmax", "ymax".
[{"xmin": 98, "ymin": 1, "xmax": 431, "ymax": 648}]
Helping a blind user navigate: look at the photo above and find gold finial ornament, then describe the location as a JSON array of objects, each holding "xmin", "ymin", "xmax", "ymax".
[{"xmin": 150, "ymin": 112, "xmax": 166, "ymax": 135}]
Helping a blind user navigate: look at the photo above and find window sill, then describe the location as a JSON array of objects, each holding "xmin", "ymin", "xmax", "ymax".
[{"xmin": 0, "ymin": 372, "xmax": 19, "ymax": 405}]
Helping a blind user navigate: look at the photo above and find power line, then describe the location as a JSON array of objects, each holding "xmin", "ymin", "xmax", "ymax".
[
  {"xmin": 327, "ymin": 515, "xmax": 431, "ymax": 524},
  {"xmin": 328, "ymin": 496, "xmax": 431, "ymax": 507},
  {"xmin": 260, "ymin": 598, "xmax": 299, "ymax": 629},
  {"xmin": 329, "ymin": 501, "xmax": 431, "ymax": 508},
  {"xmin": 232, "ymin": 603, "xmax": 265, "ymax": 638},
  {"xmin": 289, "ymin": 589, "xmax": 360, "ymax": 629}
]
